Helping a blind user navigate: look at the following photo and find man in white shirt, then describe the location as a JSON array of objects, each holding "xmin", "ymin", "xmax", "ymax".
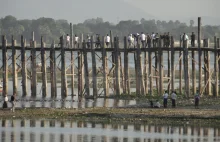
[
  {"xmin": 128, "ymin": 34, "xmax": 134, "ymax": 48},
  {"xmin": 171, "ymin": 91, "xmax": 177, "ymax": 108},
  {"xmin": 151, "ymin": 32, "xmax": 155, "ymax": 47},
  {"xmin": 163, "ymin": 90, "xmax": 169, "ymax": 108},
  {"xmin": 74, "ymin": 34, "xmax": 79, "ymax": 48},
  {"xmin": 66, "ymin": 34, "xmax": 70, "ymax": 48},
  {"xmin": 140, "ymin": 32, "xmax": 146, "ymax": 48},
  {"xmin": 106, "ymin": 34, "xmax": 110, "ymax": 47},
  {"xmin": 182, "ymin": 33, "xmax": 189, "ymax": 47}
]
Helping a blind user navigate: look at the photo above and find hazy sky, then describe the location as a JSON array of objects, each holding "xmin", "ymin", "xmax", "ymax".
[{"xmin": 0, "ymin": 0, "xmax": 219, "ymax": 25}]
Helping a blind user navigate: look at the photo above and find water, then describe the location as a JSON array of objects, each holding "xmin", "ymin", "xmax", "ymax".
[{"xmin": 0, "ymin": 119, "xmax": 219, "ymax": 142}]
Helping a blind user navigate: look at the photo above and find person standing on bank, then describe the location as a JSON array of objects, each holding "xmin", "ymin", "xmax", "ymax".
[
  {"xmin": 195, "ymin": 90, "xmax": 200, "ymax": 109},
  {"xmin": 163, "ymin": 90, "xmax": 169, "ymax": 108},
  {"xmin": 10, "ymin": 94, "xmax": 16, "ymax": 112},
  {"xmin": 171, "ymin": 91, "xmax": 177, "ymax": 108},
  {"xmin": 191, "ymin": 32, "xmax": 196, "ymax": 47},
  {"xmin": 3, "ymin": 95, "xmax": 8, "ymax": 108}
]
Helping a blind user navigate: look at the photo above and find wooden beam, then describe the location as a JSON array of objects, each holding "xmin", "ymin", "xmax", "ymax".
[{"xmin": 41, "ymin": 37, "xmax": 47, "ymax": 98}]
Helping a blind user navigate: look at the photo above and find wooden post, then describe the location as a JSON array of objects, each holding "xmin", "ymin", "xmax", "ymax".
[
  {"xmin": 91, "ymin": 36, "xmax": 97, "ymax": 98},
  {"xmin": 198, "ymin": 17, "xmax": 202, "ymax": 95},
  {"xmin": 78, "ymin": 42, "xmax": 83, "ymax": 97},
  {"xmin": 214, "ymin": 36, "xmax": 218, "ymax": 97},
  {"xmin": 70, "ymin": 23, "xmax": 75, "ymax": 97},
  {"xmin": 158, "ymin": 39, "xmax": 163, "ymax": 95},
  {"xmin": 155, "ymin": 48, "xmax": 159, "ymax": 94},
  {"xmin": 203, "ymin": 39, "xmax": 207, "ymax": 96},
  {"xmin": 110, "ymin": 30, "xmax": 113, "ymax": 48},
  {"xmin": 83, "ymin": 40, "xmax": 90, "ymax": 96},
  {"xmin": 124, "ymin": 37, "xmax": 130, "ymax": 94},
  {"xmin": 179, "ymin": 35, "xmax": 182, "ymax": 95},
  {"xmin": 183, "ymin": 40, "xmax": 190, "ymax": 98},
  {"xmin": 192, "ymin": 49, "xmax": 196, "ymax": 96},
  {"xmin": 31, "ymin": 40, "xmax": 37, "ymax": 98},
  {"xmin": 167, "ymin": 38, "xmax": 171, "ymax": 93},
  {"xmin": 115, "ymin": 37, "xmax": 121, "ymax": 95},
  {"xmin": 102, "ymin": 36, "xmax": 109, "ymax": 96},
  {"xmin": 144, "ymin": 51, "xmax": 148, "ymax": 95},
  {"xmin": 171, "ymin": 36, "xmax": 175, "ymax": 91},
  {"xmin": 21, "ymin": 36, "xmax": 27, "ymax": 97},
  {"xmin": 60, "ymin": 36, "xmax": 67, "ymax": 98},
  {"xmin": 120, "ymin": 54, "xmax": 124, "ymax": 93},
  {"xmin": 137, "ymin": 40, "xmax": 145, "ymax": 95},
  {"xmin": 206, "ymin": 39, "xmax": 211, "ymax": 96},
  {"xmin": 2, "ymin": 36, "xmax": 8, "ymax": 97},
  {"xmin": 12, "ymin": 36, "xmax": 17, "ymax": 95},
  {"xmin": 148, "ymin": 46, "xmax": 153, "ymax": 95},
  {"xmin": 50, "ymin": 41, "xmax": 57, "ymax": 98},
  {"xmin": 41, "ymin": 37, "xmax": 47, "ymax": 98}
]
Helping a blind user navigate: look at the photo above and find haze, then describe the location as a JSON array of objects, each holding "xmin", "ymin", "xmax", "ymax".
[{"xmin": 0, "ymin": 0, "xmax": 219, "ymax": 25}]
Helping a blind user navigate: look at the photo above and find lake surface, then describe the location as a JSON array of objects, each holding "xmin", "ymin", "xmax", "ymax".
[{"xmin": 0, "ymin": 119, "xmax": 219, "ymax": 142}]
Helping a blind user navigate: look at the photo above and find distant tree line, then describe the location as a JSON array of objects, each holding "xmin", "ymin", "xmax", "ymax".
[{"xmin": 0, "ymin": 15, "xmax": 220, "ymax": 44}]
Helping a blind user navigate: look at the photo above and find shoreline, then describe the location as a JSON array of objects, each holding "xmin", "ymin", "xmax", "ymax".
[{"xmin": 1, "ymin": 107, "xmax": 220, "ymax": 126}]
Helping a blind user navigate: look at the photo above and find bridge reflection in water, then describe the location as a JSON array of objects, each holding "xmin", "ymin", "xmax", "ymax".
[{"xmin": 0, "ymin": 119, "xmax": 220, "ymax": 142}]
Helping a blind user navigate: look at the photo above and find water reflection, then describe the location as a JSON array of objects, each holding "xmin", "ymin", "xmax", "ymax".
[
  {"xmin": 0, "ymin": 97, "xmax": 138, "ymax": 109},
  {"xmin": 0, "ymin": 119, "xmax": 220, "ymax": 142}
]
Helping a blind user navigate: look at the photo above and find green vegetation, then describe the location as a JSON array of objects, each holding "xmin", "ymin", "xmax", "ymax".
[{"xmin": 0, "ymin": 15, "xmax": 220, "ymax": 44}]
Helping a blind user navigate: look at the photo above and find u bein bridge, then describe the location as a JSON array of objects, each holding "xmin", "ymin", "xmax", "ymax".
[{"xmin": 0, "ymin": 17, "xmax": 220, "ymax": 99}]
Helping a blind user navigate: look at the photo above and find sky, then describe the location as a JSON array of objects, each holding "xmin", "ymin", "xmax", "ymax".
[{"xmin": 0, "ymin": 0, "xmax": 219, "ymax": 25}]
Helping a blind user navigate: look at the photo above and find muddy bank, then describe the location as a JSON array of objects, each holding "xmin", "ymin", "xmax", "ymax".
[{"xmin": 0, "ymin": 107, "xmax": 220, "ymax": 125}]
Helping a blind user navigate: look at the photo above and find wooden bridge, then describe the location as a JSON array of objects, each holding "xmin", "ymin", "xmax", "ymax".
[{"xmin": 0, "ymin": 17, "xmax": 219, "ymax": 99}]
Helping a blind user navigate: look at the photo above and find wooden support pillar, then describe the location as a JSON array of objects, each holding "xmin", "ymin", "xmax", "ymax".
[
  {"xmin": 60, "ymin": 36, "xmax": 67, "ymax": 98},
  {"xmin": 137, "ymin": 41, "xmax": 145, "ymax": 95},
  {"xmin": 179, "ymin": 35, "xmax": 182, "ymax": 95},
  {"xmin": 110, "ymin": 30, "xmax": 113, "ymax": 48},
  {"xmin": 78, "ymin": 50, "xmax": 83, "ymax": 97},
  {"xmin": 124, "ymin": 37, "xmax": 130, "ymax": 94},
  {"xmin": 83, "ymin": 40, "xmax": 90, "ymax": 96},
  {"xmin": 115, "ymin": 37, "xmax": 121, "ymax": 95},
  {"xmin": 144, "ymin": 51, "xmax": 148, "ymax": 95},
  {"xmin": 167, "ymin": 39, "xmax": 171, "ymax": 93},
  {"xmin": 203, "ymin": 39, "xmax": 207, "ymax": 96},
  {"xmin": 31, "ymin": 40, "xmax": 37, "ymax": 98},
  {"xmin": 2, "ymin": 36, "xmax": 8, "ymax": 97},
  {"xmin": 12, "ymin": 37, "xmax": 17, "ymax": 95},
  {"xmin": 158, "ymin": 39, "xmax": 163, "ymax": 95},
  {"xmin": 171, "ymin": 36, "xmax": 175, "ymax": 91},
  {"xmin": 102, "ymin": 36, "xmax": 109, "ymax": 96},
  {"xmin": 183, "ymin": 40, "xmax": 190, "ymax": 98},
  {"xmin": 78, "ymin": 34, "xmax": 84, "ymax": 97},
  {"xmin": 214, "ymin": 36, "xmax": 218, "ymax": 97},
  {"xmin": 155, "ymin": 49, "xmax": 159, "ymax": 94},
  {"xmin": 91, "ymin": 36, "xmax": 97, "ymax": 98},
  {"xmin": 50, "ymin": 41, "xmax": 57, "ymax": 98},
  {"xmin": 21, "ymin": 36, "xmax": 27, "ymax": 97},
  {"xmin": 112, "ymin": 51, "xmax": 116, "ymax": 95},
  {"xmin": 120, "ymin": 54, "xmax": 124, "ymax": 93},
  {"xmin": 198, "ymin": 17, "xmax": 202, "ymax": 95},
  {"xmin": 148, "ymin": 46, "xmax": 153, "ymax": 95},
  {"xmin": 192, "ymin": 49, "xmax": 196, "ymax": 96},
  {"xmin": 41, "ymin": 37, "xmax": 47, "ymax": 98},
  {"xmin": 206, "ymin": 39, "xmax": 211, "ymax": 96},
  {"xmin": 70, "ymin": 23, "xmax": 75, "ymax": 97}
]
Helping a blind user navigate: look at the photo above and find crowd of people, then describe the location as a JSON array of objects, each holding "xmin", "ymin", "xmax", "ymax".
[
  {"xmin": 150, "ymin": 90, "xmax": 200, "ymax": 109},
  {"xmin": 63, "ymin": 32, "xmax": 196, "ymax": 49}
]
